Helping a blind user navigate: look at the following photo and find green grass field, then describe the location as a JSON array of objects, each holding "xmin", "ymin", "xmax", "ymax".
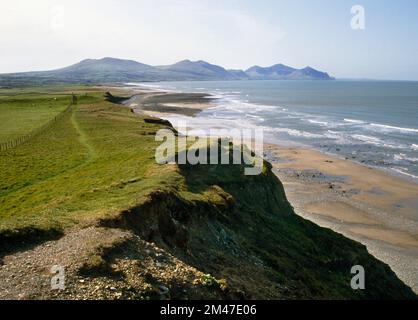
[
  {"xmin": 0, "ymin": 86, "xmax": 262, "ymax": 240},
  {"xmin": 0, "ymin": 93, "xmax": 70, "ymax": 144},
  {"xmin": 0, "ymin": 87, "xmax": 184, "ymax": 240},
  {"xmin": 0, "ymin": 86, "xmax": 104, "ymax": 144}
]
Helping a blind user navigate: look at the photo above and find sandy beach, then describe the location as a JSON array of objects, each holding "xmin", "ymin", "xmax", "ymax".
[
  {"xmin": 123, "ymin": 89, "xmax": 216, "ymax": 118},
  {"xmin": 266, "ymin": 145, "xmax": 418, "ymax": 292},
  {"xmin": 118, "ymin": 87, "xmax": 418, "ymax": 292}
]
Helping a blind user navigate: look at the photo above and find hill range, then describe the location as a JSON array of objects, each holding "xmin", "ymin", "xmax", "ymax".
[{"xmin": 0, "ymin": 57, "xmax": 334, "ymax": 86}]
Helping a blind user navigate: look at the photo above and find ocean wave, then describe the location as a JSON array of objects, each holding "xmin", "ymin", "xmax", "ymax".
[
  {"xmin": 369, "ymin": 123, "xmax": 418, "ymax": 134},
  {"xmin": 307, "ymin": 119, "xmax": 329, "ymax": 126},
  {"xmin": 219, "ymin": 98, "xmax": 277, "ymax": 113},
  {"xmin": 267, "ymin": 127, "xmax": 324, "ymax": 139},
  {"xmin": 245, "ymin": 114, "xmax": 264, "ymax": 120},
  {"xmin": 207, "ymin": 94, "xmax": 225, "ymax": 99},
  {"xmin": 412, "ymin": 144, "xmax": 418, "ymax": 150},
  {"xmin": 323, "ymin": 130, "xmax": 351, "ymax": 144},
  {"xmin": 344, "ymin": 118, "xmax": 365, "ymax": 124},
  {"xmin": 391, "ymin": 167, "xmax": 418, "ymax": 180},
  {"xmin": 351, "ymin": 134, "xmax": 404, "ymax": 149},
  {"xmin": 394, "ymin": 153, "xmax": 418, "ymax": 163},
  {"xmin": 352, "ymin": 134, "xmax": 383, "ymax": 144}
]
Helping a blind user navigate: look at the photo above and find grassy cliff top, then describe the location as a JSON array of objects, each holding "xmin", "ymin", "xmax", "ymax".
[{"xmin": 0, "ymin": 87, "xmax": 415, "ymax": 299}]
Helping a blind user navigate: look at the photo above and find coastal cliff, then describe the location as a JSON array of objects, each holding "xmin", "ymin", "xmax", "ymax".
[{"xmin": 0, "ymin": 87, "xmax": 414, "ymax": 299}]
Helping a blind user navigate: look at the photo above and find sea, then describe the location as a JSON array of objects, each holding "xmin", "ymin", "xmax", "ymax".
[{"xmin": 130, "ymin": 80, "xmax": 418, "ymax": 182}]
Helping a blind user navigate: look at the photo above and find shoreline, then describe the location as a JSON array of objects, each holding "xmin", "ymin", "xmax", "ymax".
[
  {"xmin": 118, "ymin": 84, "xmax": 418, "ymax": 185},
  {"xmin": 266, "ymin": 144, "xmax": 418, "ymax": 292},
  {"xmin": 114, "ymin": 85, "xmax": 418, "ymax": 292},
  {"xmin": 121, "ymin": 88, "xmax": 217, "ymax": 118}
]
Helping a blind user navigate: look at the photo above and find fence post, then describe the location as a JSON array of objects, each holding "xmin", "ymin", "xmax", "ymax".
[{"xmin": 1, "ymin": 98, "xmax": 73, "ymax": 152}]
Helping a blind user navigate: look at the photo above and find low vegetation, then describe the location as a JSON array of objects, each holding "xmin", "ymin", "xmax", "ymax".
[{"xmin": 0, "ymin": 87, "xmax": 177, "ymax": 247}]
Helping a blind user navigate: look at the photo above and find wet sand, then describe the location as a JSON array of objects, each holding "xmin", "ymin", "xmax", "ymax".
[
  {"xmin": 266, "ymin": 145, "xmax": 418, "ymax": 292},
  {"xmin": 108, "ymin": 86, "xmax": 418, "ymax": 293},
  {"xmin": 123, "ymin": 91, "xmax": 216, "ymax": 117}
]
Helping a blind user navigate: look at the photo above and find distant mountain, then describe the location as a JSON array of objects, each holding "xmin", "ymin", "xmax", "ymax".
[
  {"xmin": 227, "ymin": 69, "xmax": 249, "ymax": 79},
  {"xmin": 59, "ymin": 57, "xmax": 154, "ymax": 74},
  {"xmin": 287, "ymin": 66, "xmax": 333, "ymax": 80},
  {"xmin": 246, "ymin": 63, "xmax": 296, "ymax": 79},
  {"xmin": 157, "ymin": 60, "xmax": 234, "ymax": 80},
  {"xmin": 0, "ymin": 57, "xmax": 334, "ymax": 86},
  {"xmin": 48, "ymin": 57, "xmax": 164, "ymax": 82},
  {"xmin": 0, "ymin": 57, "xmax": 166, "ymax": 85},
  {"xmin": 245, "ymin": 64, "xmax": 333, "ymax": 80}
]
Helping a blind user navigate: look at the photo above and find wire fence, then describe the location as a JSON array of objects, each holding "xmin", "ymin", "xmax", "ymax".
[{"xmin": 0, "ymin": 95, "xmax": 77, "ymax": 152}]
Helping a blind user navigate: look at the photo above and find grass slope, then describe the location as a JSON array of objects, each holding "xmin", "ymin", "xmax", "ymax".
[
  {"xmin": 0, "ymin": 93, "xmax": 68, "ymax": 144},
  {"xmin": 0, "ymin": 88, "xmax": 177, "ymax": 242}
]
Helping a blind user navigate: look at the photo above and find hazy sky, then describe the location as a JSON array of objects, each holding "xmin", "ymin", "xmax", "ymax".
[{"xmin": 1, "ymin": 0, "xmax": 418, "ymax": 80}]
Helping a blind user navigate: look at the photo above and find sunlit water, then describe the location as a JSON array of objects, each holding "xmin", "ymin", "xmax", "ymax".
[{"xmin": 130, "ymin": 80, "xmax": 418, "ymax": 182}]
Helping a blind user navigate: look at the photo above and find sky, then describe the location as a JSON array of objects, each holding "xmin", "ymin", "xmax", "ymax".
[{"xmin": 1, "ymin": 0, "xmax": 418, "ymax": 80}]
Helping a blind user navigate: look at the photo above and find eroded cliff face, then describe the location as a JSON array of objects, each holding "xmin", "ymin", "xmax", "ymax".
[{"xmin": 97, "ymin": 159, "xmax": 416, "ymax": 299}]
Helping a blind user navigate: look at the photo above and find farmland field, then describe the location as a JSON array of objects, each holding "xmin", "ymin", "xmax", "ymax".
[{"xmin": 0, "ymin": 87, "xmax": 178, "ymax": 241}]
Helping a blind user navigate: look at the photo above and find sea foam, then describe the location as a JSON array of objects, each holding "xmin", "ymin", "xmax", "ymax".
[
  {"xmin": 369, "ymin": 123, "xmax": 418, "ymax": 133},
  {"xmin": 344, "ymin": 118, "xmax": 365, "ymax": 124}
]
